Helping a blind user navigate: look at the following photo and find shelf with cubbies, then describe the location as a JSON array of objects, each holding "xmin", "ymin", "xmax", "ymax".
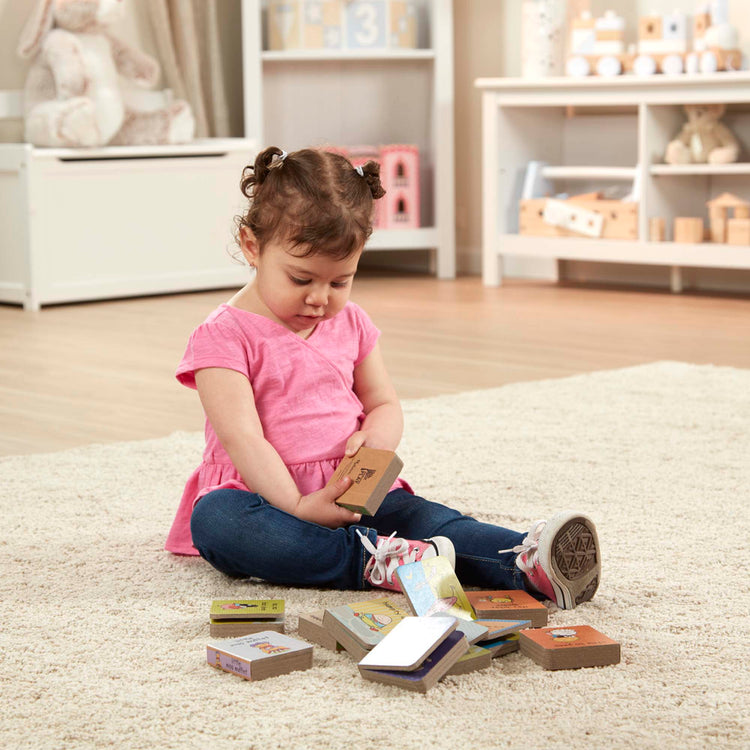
[
  {"xmin": 476, "ymin": 72, "xmax": 750, "ymax": 292},
  {"xmin": 241, "ymin": 0, "xmax": 455, "ymax": 277}
]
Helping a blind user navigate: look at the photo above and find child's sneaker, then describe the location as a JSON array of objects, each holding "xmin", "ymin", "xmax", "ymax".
[
  {"xmin": 357, "ymin": 530, "xmax": 455, "ymax": 592},
  {"xmin": 499, "ymin": 512, "xmax": 600, "ymax": 609}
]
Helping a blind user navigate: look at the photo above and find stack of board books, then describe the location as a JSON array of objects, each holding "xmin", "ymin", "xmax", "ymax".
[
  {"xmin": 209, "ymin": 599, "xmax": 285, "ymax": 637},
  {"xmin": 358, "ymin": 616, "xmax": 469, "ymax": 692},
  {"xmin": 321, "ymin": 597, "xmax": 410, "ymax": 660},
  {"xmin": 519, "ymin": 625, "xmax": 621, "ymax": 670},
  {"xmin": 327, "ymin": 446, "xmax": 403, "ymax": 515},
  {"xmin": 465, "ymin": 589, "xmax": 549, "ymax": 627},
  {"xmin": 206, "ymin": 631, "xmax": 313, "ymax": 682},
  {"xmin": 394, "ymin": 556, "xmax": 531, "ymax": 671}
]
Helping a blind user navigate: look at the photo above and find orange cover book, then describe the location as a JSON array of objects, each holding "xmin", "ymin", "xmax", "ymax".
[
  {"xmin": 519, "ymin": 625, "xmax": 620, "ymax": 670},
  {"xmin": 465, "ymin": 590, "xmax": 548, "ymax": 627}
]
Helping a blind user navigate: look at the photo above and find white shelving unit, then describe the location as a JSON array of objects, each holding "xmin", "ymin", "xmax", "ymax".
[
  {"xmin": 241, "ymin": 0, "xmax": 455, "ymax": 278},
  {"xmin": 476, "ymin": 72, "xmax": 750, "ymax": 292}
]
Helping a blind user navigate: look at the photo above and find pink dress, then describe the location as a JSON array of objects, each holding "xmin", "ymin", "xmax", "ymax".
[{"xmin": 165, "ymin": 301, "xmax": 408, "ymax": 555}]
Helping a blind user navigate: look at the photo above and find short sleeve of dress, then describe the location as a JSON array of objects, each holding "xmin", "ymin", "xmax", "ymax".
[
  {"xmin": 350, "ymin": 303, "xmax": 381, "ymax": 366},
  {"xmin": 176, "ymin": 313, "xmax": 250, "ymax": 390}
]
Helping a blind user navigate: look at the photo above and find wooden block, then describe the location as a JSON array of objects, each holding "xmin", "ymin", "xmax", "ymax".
[
  {"xmin": 329, "ymin": 447, "xmax": 403, "ymax": 515},
  {"xmin": 735, "ymin": 206, "xmax": 750, "ymax": 219},
  {"xmin": 345, "ymin": 0, "xmax": 387, "ymax": 49},
  {"xmin": 301, "ymin": 0, "xmax": 343, "ymax": 49},
  {"xmin": 389, "ymin": 1, "xmax": 417, "ymax": 48},
  {"xmin": 709, "ymin": 217, "xmax": 727, "ymax": 244},
  {"xmin": 726, "ymin": 218, "xmax": 750, "ymax": 245},
  {"xmin": 673, "ymin": 217, "xmax": 704, "ymax": 244},
  {"xmin": 267, "ymin": 0, "xmax": 302, "ymax": 50},
  {"xmin": 639, "ymin": 15, "xmax": 662, "ymax": 41},
  {"xmin": 649, "ymin": 217, "xmax": 666, "ymax": 242}
]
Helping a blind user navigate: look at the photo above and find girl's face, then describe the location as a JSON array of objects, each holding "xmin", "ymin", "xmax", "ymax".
[{"xmin": 240, "ymin": 228, "xmax": 362, "ymax": 337}]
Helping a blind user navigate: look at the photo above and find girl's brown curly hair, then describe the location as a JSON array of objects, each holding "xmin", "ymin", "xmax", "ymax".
[{"xmin": 236, "ymin": 146, "xmax": 386, "ymax": 260}]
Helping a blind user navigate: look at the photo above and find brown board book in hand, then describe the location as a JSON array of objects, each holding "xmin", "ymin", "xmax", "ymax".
[
  {"xmin": 465, "ymin": 590, "xmax": 548, "ymax": 627},
  {"xmin": 519, "ymin": 625, "xmax": 621, "ymax": 670},
  {"xmin": 328, "ymin": 447, "xmax": 403, "ymax": 515}
]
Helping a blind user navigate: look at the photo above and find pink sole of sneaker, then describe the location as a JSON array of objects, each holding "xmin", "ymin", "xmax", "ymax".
[{"xmin": 538, "ymin": 513, "xmax": 600, "ymax": 609}]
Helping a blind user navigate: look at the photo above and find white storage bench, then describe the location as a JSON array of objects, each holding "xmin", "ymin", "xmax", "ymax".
[{"xmin": 0, "ymin": 137, "xmax": 257, "ymax": 310}]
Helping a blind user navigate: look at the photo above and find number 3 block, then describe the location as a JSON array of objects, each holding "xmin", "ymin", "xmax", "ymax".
[{"xmin": 345, "ymin": 0, "xmax": 387, "ymax": 49}]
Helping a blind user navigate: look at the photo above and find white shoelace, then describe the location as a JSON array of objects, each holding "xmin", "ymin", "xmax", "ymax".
[
  {"xmin": 498, "ymin": 519, "xmax": 546, "ymax": 574},
  {"xmin": 356, "ymin": 530, "xmax": 418, "ymax": 586}
]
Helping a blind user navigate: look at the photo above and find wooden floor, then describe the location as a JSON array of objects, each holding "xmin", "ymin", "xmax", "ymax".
[{"xmin": 2, "ymin": 274, "xmax": 749, "ymax": 456}]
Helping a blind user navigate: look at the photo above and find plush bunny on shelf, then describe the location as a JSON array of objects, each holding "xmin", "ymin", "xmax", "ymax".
[
  {"xmin": 17, "ymin": 0, "xmax": 195, "ymax": 148},
  {"xmin": 664, "ymin": 103, "xmax": 740, "ymax": 165}
]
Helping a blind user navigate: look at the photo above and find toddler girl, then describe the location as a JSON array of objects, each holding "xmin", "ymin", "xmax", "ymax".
[{"xmin": 165, "ymin": 146, "xmax": 601, "ymax": 610}]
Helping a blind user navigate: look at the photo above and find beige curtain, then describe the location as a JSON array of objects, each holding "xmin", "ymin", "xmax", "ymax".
[{"xmin": 147, "ymin": 0, "xmax": 231, "ymax": 138}]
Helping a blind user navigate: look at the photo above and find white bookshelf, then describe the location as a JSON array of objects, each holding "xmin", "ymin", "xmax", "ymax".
[
  {"xmin": 241, "ymin": 0, "xmax": 455, "ymax": 278},
  {"xmin": 476, "ymin": 72, "xmax": 750, "ymax": 292}
]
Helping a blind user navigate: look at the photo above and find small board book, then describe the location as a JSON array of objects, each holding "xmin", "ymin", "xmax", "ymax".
[
  {"xmin": 466, "ymin": 590, "xmax": 548, "ymax": 627},
  {"xmin": 322, "ymin": 597, "xmax": 410, "ymax": 660},
  {"xmin": 206, "ymin": 631, "xmax": 313, "ymax": 682},
  {"xmin": 447, "ymin": 644, "xmax": 493, "ymax": 676},
  {"xmin": 298, "ymin": 610, "xmax": 342, "ymax": 652},
  {"xmin": 519, "ymin": 626, "xmax": 621, "ymax": 670},
  {"xmin": 358, "ymin": 616, "xmax": 458, "ymax": 671},
  {"xmin": 396, "ymin": 556, "xmax": 476, "ymax": 622},
  {"xmin": 359, "ymin": 628, "xmax": 469, "ymax": 693},
  {"xmin": 478, "ymin": 632, "xmax": 520, "ymax": 658},
  {"xmin": 328, "ymin": 447, "xmax": 403, "ymax": 515},
  {"xmin": 209, "ymin": 599, "xmax": 285, "ymax": 638}
]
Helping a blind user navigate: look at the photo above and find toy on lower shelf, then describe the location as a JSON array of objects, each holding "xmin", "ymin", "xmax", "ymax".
[
  {"xmin": 673, "ymin": 217, "xmax": 704, "ymax": 244},
  {"xmin": 520, "ymin": 194, "xmax": 638, "ymax": 241},
  {"xmin": 707, "ymin": 192, "xmax": 750, "ymax": 244}
]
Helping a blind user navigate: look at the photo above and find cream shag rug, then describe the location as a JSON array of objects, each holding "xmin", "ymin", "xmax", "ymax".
[{"xmin": 2, "ymin": 362, "xmax": 749, "ymax": 750}]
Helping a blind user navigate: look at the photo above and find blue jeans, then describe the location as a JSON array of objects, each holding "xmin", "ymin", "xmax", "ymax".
[{"xmin": 191, "ymin": 487, "xmax": 530, "ymax": 592}]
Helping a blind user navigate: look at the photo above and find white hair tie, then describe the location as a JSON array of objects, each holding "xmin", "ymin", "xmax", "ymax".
[
  {"xmin": 355, "ymin": 165, "xmax": 364, "ymax": 177},
  {"xmin": 278, "ymin": 150, "xmax": 287, "ymax": 162}
]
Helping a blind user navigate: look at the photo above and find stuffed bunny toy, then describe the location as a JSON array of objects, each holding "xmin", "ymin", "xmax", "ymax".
[{"xmin": 18, "ymin": 0, "xmax": 195, "ymax": 147}]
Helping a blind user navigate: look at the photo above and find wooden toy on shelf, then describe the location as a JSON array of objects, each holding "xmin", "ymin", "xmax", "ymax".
[
  {"xmin": 565, "ymin": 1, "xmax": 742, "ymax": 77},
  {"xmin": 707, "ymin": 192, "xmax": 750, "ymax": 243},
  {"xmin": 673, "ymin": 217, "xmax": 704, "ymax": 244},
  {"xmin": 566, "ymin": 10, "xmax": 628, "ymax": 77},
  {"xmin": 520, "ymin": 194, "xmax": 637, "ymax": 240},
  {"xmin": 649, "ymin": 217, "xmax": 666, "ymax": 242},
  {"xmin": 267, "ymin": 0, "xmax": 417, "ymax": 51}
]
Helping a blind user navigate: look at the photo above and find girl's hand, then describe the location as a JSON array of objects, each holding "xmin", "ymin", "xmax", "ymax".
[
  {"xmin": 295, "ymin": 476, "xmax": 362, "ymax": 528},
  {"xmin": 345, "ymin": 431, "xmax": 368, "ymax": 456}
]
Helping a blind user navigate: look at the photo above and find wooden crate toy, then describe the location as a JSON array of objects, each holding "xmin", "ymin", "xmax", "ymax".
[{"xmin": 519, "ymin": 196, "xmax": 637, "ymax": 240}]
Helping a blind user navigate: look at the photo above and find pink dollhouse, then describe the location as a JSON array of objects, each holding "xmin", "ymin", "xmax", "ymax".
[
  {"xmin": 324, "ymin": 142, "xmax": 421, "ymax": 230},
  {"xmin": 378, "ymin": 144, "xmax": 420, "ymax": 229}
]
